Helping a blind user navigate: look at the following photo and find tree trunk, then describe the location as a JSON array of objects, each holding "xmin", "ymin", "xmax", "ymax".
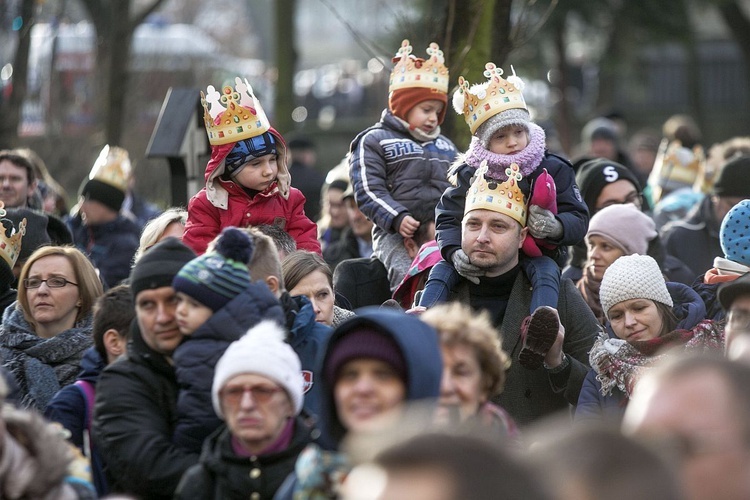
[
  {"xmin": 274, "ymin": 0, "xmax": 296, "ymax": 135},
  {"xmin": 0, "ymin": 0, "xmax": 34, "ymax": 148},
  {"xmin": 552, "ymin": 21, "xmax": 573, "ymax": 155},
  {"xmin": 490, "ymin": 0, "xmax": 513, "ymax": 68},
  {"xmin": 719, "ymin": 0, "xmax": 750, "ymax": 127},
  {"xmin": 104, "ymin": 1, "xmax": 133, "ymax": 145}
]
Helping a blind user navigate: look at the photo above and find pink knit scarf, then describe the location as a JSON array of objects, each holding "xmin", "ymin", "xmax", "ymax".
[{"xmin": 463, "ymin": 122, "xmax": 547, "ymax": 181}]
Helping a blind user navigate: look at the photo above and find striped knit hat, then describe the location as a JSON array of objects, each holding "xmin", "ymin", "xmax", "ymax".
[{"xmin": 172, "ymin": 227, "xmax": 254, "ymax": 311}]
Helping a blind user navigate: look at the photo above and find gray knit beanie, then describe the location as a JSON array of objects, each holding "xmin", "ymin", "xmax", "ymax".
[
  {"xmin": 587, "ymin": 204, "xmax": 657, "ymax": 256},
  {"xmin": 600, "ymin": 255, "xmax": 672, "ymax": 318},
  {"xmin": 475, "ymin": 108, "xmax": 530, "ymax": 147}
]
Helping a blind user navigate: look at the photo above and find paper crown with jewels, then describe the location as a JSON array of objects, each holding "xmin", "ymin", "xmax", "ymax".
[
  {"xmin": 88, "ymin": 145, "xmax": 131, "ymax": 192},
  {"xmin": 0, "ymin": 201, "xmax": 26, "ymax": 268},
  {"xmin": 464, "ymin": 161, "xmax": 527, "ymax": 225},
  {"xmin": 452, "ymin": 63, "xmax": 528, "ymax": 134},
  {"xmin": 388, "ymin": 39, "xmax": 450, "ymax": 94},
  {"xmin": 201, "ymin": 77, "xmax": 271, "ymax": 146}
]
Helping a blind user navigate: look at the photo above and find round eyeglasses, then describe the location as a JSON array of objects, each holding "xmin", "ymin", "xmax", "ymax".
[{"xmin": 23, "ymin": 277, "xmax": 79, "ymax": 289}]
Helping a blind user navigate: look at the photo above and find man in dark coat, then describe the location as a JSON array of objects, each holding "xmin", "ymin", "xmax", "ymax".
[{"xmin": 93, "ymin": 238, "xmax": 199, "ymax": 499}]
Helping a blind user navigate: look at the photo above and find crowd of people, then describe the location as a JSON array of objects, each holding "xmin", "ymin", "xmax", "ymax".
[{"xmin": 0, "ymin": 38, "xmax": 749, "ymax": 499}]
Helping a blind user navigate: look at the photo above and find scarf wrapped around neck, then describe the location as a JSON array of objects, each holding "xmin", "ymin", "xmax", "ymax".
[
  {"xmin": 461, "ymin": 122, "xmax": 547, "ymax": 180},
  {"xmin": 589, "ymin": 319, "xmax": 724, "ymax": 398},
  {"xmin": 0, "ymin": 304, "xmax": 94, "ymax": 412},
  {"xmin": 577, "ymin": 266, "xmax": 605, "ymax": 325}
]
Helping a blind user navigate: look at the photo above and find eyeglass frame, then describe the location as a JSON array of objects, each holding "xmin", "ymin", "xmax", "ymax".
[
  {"xmin": 598, "ymin": 191, "xmax": 644, "ymax": 210},
  {"xmin": 23, "ymin": 277, "xmax": 79, "ymax": 289},
  {"xmin": 220, "ymin": 384, "xmax": 284, "ymax": 406}
]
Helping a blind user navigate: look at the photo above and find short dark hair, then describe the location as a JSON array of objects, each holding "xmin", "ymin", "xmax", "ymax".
[
  {"xmin": 0, "ymin": 150, "xmax": 35, "ymax": 184},
  {"xmin": 255, "ymin": 224, "xmax": 297, "ymax": 257},
  {"xmin": 93, "ymin": 284, "xmax": 134, "ymax": 361}
]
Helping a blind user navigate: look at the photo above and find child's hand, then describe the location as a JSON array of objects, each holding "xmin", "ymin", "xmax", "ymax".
[
  {"xmin": 398, "ymin": 215, "xmax": 420, "ymax": 238},
  {"xmin": 527, "ymin": 205, "xmax": 563, "ymax": 240}
]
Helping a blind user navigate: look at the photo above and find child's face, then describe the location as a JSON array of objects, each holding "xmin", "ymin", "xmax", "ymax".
[
  {"xmin": 175, "ymin": 292, "xmax": 214, "ymax": 336},
  {"xmin": 488, "ymin": 125, "xmax": 529, "ymax": 155},
  {"xmin": 232, "ymin": 153, "xmax": 278, "ymax": 191},
  {"xmin": 406, "ymin": 100, "xmax": 444, "ymax": 134}
]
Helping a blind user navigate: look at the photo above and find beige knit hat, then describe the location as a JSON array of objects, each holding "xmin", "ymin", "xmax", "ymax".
[
  {"xmin": 600, "ymin": 255, "xmax": 672, "ymax": 318},
  {"xmin": 587, "ymin": 204, "xmax": 656, "ymax": 256}
]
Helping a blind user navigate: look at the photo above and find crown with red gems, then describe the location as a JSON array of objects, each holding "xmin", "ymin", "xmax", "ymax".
[
  {"xmin": 452, "ymin": 63, "xmax": 528, "ymax": 134},
  {"xmin": 0, "ymin": 201, "xmax": 25, "ymax": 268},
  {"xmin": 201, "ymin": 77, "xmax": 271, "ymax": 146},
  {"xmin": 389, "ymin": 39, "xmax": 450, "ymax": 94},
  {"xmin": 464, "ymin": 161, "xmax": 527, "ymax": 225}
]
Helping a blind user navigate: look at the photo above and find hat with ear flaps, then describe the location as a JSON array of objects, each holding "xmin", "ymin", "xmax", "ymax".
[{"xmin": 80, "ymin": 145, "xmax": 131, "ymax": 213}]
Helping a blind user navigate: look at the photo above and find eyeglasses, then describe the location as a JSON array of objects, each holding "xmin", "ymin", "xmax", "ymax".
[
  {"xmin": 220, "ymin": 385, "xmax": 283, "ymax": 406},
  {"xmin": 23, "ymin": 277, "xmax": 79, "ymax": 289},
  {"xmin": 599, "ymin": 192, "xmax": 643, "ymax": 210}
]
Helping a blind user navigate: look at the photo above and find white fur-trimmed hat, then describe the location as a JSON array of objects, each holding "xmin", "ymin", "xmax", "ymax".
[
  {"xmin": 600, "ymin": 254, "xmax": 673, "ymax": 318},
  {"xmin": 212, "ymin": 320, "xmax": 303, "ymax": 419}
]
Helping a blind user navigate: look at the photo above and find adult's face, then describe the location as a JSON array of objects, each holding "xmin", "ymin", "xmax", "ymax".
[
  {"xmin": 0, "ymin": 160, "xmax": 34, "ymax": 208},
  {"xmin": 134, "ymin": 286, "xmax": 183, "ymax": 355},
  {"xmin": 461, "ymin": 209, "xmax": 526, "ymax": 277},
  {"xmin": 590, "ymin": 138, "xmax": 618, "ymax": 161},
  {"xmin": 327, "ymin": 188, "xmax": 348, "ymax": 229},
  {"xmin": 347, "ymin": 198, "xmax": 373, "ymax": 240},
  {"xmin": 334, "ymin": 358, "xmax": 406, "ymax": 434},
  {"xmin": 608, "ymin": 298, "xmax": 663, "ymax": 342},
  {"xmin": 624, "ymin": 370, "xmax": 750, "ymax": 500},
  {"xmin": 586, "ymin": 235, "xmax": 625, "ymax": 281},
  {"xmin": 439, "ymin": 343, "xmax": 486, "ymax": 421},
  {"xmin": 725, "ymin": 295, "xmax": 750, "ymax": 355},
  {"xmin": 594, "ymin": 180, "xmax": 642, "ymax": 212},
  {"xmin": 25, "ymin": 255, "xmax": 80, "ymax": 338},
  {"xmin": 80, "ymin": 198, "xmax": 115, "ymax": 226},
  {"xmin": 220, "ymin": 373, "xmax": 293, "ymax": 454},
  {"xmin": 288, "ymin": 269, "xmax": 335, "ymax": 325}
]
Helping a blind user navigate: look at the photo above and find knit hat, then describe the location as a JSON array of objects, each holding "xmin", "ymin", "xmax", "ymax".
[
  {"xmin": 600, "ymin": 255, "xmax": 673, "ymax": 318},
  {"xmin": 474, "ymin": 108, "xmax": 531, "ymax": 147},
  {"xmin": 587, "ymin": 204, "xmax": 657, "ymax": 256},
  {"xmin": 212, "ymin": 319, "xmax": 303, "ymax": 419},
  {"xmin": 172, "ymin": 227, "xmax": 254, "ymax": 312},
  {"xmin": 130, "ymin": 237, "xmax": 196, "ymax": 299},
  {"xmin": 720, "ymin": 199, "xmax": 750, "ymax": 266},
  {"xmin": 224, "ymin": 132, "xmax": 277, "ymax": 178},
  {"xmin": 713, "ymin": 155, "xmax": 750, "ymax": 198},
  {"xmin": 80, "ymin": 145, "xmax": 131, "ymax": 212},
  {"xmin": 718, "ymin": 272, "xmax": 750, "ymax": 311},
  {"xmin": 575, "ymin": 159, "xmax": 642, "ymax": 214},
  {"xmin": 389, "ymin": 87, "xmax": 448, "ymax": 125},
  {"xmin": 324, "ymin": 327, "xmax": 407, "ymax": 385}
]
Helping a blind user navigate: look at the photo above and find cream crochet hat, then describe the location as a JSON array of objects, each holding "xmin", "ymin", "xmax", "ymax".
[{"xmin": 600, "ymin": 254, "xmax": 673, "ymax": 318}]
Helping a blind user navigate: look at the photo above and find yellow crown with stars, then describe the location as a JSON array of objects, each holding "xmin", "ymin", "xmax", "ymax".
[
  {"xmin": 452, "ymin": 63, "xmax": 528, "ymax": 134},
  {"xmin": 388, "ymin": 39, "xmax": 449, "ymax": 94},
  {"xmin": 88, "ymin": 145, "xmax": 131, "ymax": 192},
  {"xmin": 464, "ymin": 161, "xmax": 527, "ymax": 226},
  {"xmin": 201, "ymin": 77, "xmax": 271, "ymax": 146},
  {"xmin": 0, "ymin": 201, "xmax": 26, "ymax": 268}
]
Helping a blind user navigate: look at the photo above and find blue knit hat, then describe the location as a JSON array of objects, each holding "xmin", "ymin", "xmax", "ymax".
[
  {"xmin": 721, "ymin": 199, "xmax": 750, "ymax": 267},
  {"xmin": 172, "ymin": 227, "xmax": 255, "ymax": 311},
  {"xmin": 224, "ymin": 132, "xmax": 277, "ymax": 178}
]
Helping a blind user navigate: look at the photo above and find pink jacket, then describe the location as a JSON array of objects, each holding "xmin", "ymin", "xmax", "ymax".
[{"xmin": 183, "ymin": 128, "xmax": 321, "ymax": 255}]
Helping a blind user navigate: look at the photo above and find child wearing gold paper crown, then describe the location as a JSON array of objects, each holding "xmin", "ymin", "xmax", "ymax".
[
  {"xmin": 420, "ymin": 63, "xmax": 589, "ymax": 370},
  {"xmin": 349, "ymin": 39, "xmax": 457, "ymax": 291},
  {"xmin": 183, "ymin": 78, "xmax": 321, "ymax": 256}
]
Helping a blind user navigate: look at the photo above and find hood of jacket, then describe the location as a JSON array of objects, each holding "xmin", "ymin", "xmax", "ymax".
[
  {"xmin": 204, "ymin": 126, "xmax": 291, "ymax": 209},
  {"xmin": 77, "ymin": 346, "xmax": 105, "ymax": 383},
  {"xmin": 317, "ymin": 306, "xmax": 442, "ymax": 446}
]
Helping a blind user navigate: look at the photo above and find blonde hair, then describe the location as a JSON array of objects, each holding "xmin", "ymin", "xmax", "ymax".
[
  {"xmin": 134, "ymin": 208, "xmax": 187, "ymax": 262},
  {"xmin": 421, "ymin": 302, "xmax": 510, "ymax": 397},
  {"xmin": 18, "ymin": 246, "xmax": 104, "ymax": 327}
]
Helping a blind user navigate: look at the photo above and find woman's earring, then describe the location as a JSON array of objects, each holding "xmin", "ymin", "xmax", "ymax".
[{"xmin": 76, "ymin": 300, "xmax": 83, "ymax": 307}]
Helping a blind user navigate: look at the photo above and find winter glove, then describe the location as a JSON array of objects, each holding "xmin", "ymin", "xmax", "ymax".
[
  {"xmin": 527, "ymin": 205, "xmax": 563, "ymax": 240},
  {"xmin": 451, "ymin": 249, "xmax": 483, "ymax": 284}
]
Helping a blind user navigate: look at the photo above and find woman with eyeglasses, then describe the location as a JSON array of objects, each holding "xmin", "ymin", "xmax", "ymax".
[
  {"xmin": 0, "ymin": 245, "xmax": 103, "ymax": 411},
  {"xmin": 175, "ymin": 320, "xmax": 316, "ymax": 500}
]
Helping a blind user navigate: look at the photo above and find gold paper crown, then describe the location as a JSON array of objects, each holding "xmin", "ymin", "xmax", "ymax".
[
  {"xmin": 648, "ymin": 139, "xmax": 706, "ymax": 202},
  {"xmin": 0, "ymin": 201, "xmax": 26, "ymax": 268},
  {"xmin": 465, "ymin": 161, "xmax": 527, "ymax": 226},
  {"xmin": 201, "ymin": 77, "xmax": 271, "ymax": 146},
  {"xmin": 89, "ymin": 145, "xmax": 131, "ymax": 192},
  {"xmin": 388, "ymin": 39, "xmax": 449, "ymax": 94},
  {"xmin": 453, "ymin": 63, "xmax": 527, "ymax": 134}
]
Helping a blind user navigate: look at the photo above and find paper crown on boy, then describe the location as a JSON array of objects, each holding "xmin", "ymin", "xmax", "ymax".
[
  {"xmin": 388, "ymin": 39, "xmax": 450, "ymax": 123},
  {"xmin": 452, "ymin": 62, "xmax": 529, "ymax": 138},
  {"xmin": 80, "ymin": 145, "xmax": 131, "ymax": 212},
  {"xmin": 464, "ymin": 160, "xmax": 527, "ymax": 226},
  {"xmin": 201, "ymin": 77, "xmax": 272, "ymax": 146}
]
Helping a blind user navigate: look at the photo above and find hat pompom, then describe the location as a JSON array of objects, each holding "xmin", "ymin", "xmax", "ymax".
[
  {"xmin": 452, "ymin": 87, "xmax": 465, "ymax": 115},
  {"xmin": 243, "ymin": 318, "xmax": 286, "ymax": 344},
  {"xmin": 215, "ymin": 227, "xmax": 254, "ymax": 264}
]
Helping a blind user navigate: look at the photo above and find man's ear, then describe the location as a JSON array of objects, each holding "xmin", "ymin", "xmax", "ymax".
[
  {"xmin": 265, "ymin": 275, "xmax": 281, "ymax": 295},
  {"xmin": 27, "ymin": 179, "xmax": 38, "ymax": 199},
  {"xmin": 519, "ymin": 226, "xmax": 529, "ymax": 248},
  {"xmin": 103, "ymin": 328, "xmax": 126, "ymax": 359}
]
